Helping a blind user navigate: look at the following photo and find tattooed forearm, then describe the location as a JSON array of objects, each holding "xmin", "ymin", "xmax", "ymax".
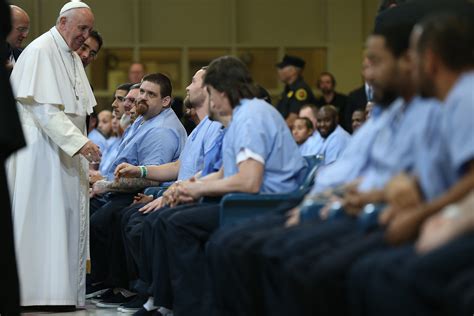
[{"xmin": 105, "ymin": 178, "xmax": 161, "ymax": 192}]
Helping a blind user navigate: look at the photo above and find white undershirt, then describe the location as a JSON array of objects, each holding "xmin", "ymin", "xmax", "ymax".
[{"xmin": 236, "ymin": 148, "xmax": 265, "ymax": 165}]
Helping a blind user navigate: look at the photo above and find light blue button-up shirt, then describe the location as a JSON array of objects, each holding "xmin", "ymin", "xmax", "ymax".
[
  {"xmin": 105, "ymin": 108, "xmax": 187, "ymax": 180},
  {"xmin": 177, "ymin": 116, "xmax": 222, "ymax": 180},
  {"xmin": 357, "ymin": 96, "xmax": 443, "ymax": 200},
  {"xmin": 223, "ymin": 98, "xmax": 307, "ymax": 194},
  {"xmin": 311, "ymin": 104, "xmax": 392, "ymax": 194}
]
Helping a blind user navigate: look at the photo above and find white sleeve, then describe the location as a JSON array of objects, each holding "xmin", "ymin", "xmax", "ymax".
[
  {"xmin": 236, "ymin": 148, "xmax": 265, "ymax": 165},
  {"xmin": 26, "ymin": 103, "xmax": 89, "ymax": 157}
]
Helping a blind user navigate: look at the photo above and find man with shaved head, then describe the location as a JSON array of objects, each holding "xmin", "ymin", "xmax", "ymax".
[
  {"xmin": 5, "ymin": 5, "xmax": 29, "ymax": 71},
  {"xmin": 313, "ymin": 104, "xmax": 351, "ymax": 166},
  {"xmin": 7, "ymin": 1, "xmax": 100, "ymax": 308}
]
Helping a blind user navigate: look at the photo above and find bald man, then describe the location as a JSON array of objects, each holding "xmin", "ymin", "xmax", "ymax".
[
  {"xmin": 313, "ymin": 105, "xmax": 351, "ymax": 165},
  {"xmin": 7, "ymin": 1, "xmax": 100, "ymax": 307},
  {"xmin": 128, "ymin": 62, "xmax": 146, "ymax": 83},
  {"xmin": 5, "ymin": 5, "xmax": 29, "ymax": 70}
]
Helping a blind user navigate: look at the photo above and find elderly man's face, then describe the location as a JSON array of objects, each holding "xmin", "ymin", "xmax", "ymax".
[
  {"xmin": 76, "ymin": 36, "xmax": 99, "ymax": 67},
  {"xmin": 58, "ymin": 8, "xmax": 94, "ymax": 51}
]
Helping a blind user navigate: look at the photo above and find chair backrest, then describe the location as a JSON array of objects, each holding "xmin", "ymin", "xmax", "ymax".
[{"xmin": 299, "ymin": 155, "xmax": 324, "ymax": 192}]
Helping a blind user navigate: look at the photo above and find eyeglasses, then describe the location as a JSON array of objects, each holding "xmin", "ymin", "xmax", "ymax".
[{"xmin": 15, "ymin": 26, "xmax": 29, "ymax": 34}]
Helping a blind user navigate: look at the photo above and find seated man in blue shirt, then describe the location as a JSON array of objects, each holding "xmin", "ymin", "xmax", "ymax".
[
  {"xmin": 135, "ymin": 56, "xmax": 307, "ymax": 316},
  {"xmin": 85, "ymin": 68, "xmax": 223, "ymax": 309},
  {"xmin": 206, "ymin": 8, "xmax": 449, "ymax": 315},
  {"xmin": 90, "ymin": 68, "xmax": 230, "ymax": 312},
  {"xmin": 88, "ymin": 109, "xmax": 113, "ymax": 153},
  {"xmin": 87, "ymin": 73, "xmax": 187, "ymax": 299},
  {"xmin": 312, "ymin": 104, "xmax": 351, "ymax": 165},
  {"xmin": 348, "ymin": 11, "xmax": 474, "ymax": 316},
  {"xmin": 90, "ymin": 84, "xmax": 140, "ymax": 183}
]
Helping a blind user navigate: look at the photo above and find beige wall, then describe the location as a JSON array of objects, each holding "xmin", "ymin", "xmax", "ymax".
[{"xmin": 10, "ymin": 0, "xmax": 380, "ymax": 106}]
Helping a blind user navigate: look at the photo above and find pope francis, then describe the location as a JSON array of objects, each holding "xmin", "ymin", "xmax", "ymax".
[{"xmin": 7, "ymin": 1, "xmax": 101, "ymax": 308}]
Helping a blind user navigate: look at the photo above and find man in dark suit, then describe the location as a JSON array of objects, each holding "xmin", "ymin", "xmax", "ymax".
[
  {"xmin": 0, "ymin": 0, "xmax": 26, "ymax": 314},
  {"xmin": 346, "ymin": 56, "xmax": 373, "ymax": 133},
  {"xmin": 5, "ymin": 5, "xmax": 29, "ymax": 72}
]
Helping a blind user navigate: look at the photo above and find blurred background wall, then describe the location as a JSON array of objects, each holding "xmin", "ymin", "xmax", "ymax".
[{"xmin": 10, "ymin": 0, "xmax": 380, "ymax": 111}]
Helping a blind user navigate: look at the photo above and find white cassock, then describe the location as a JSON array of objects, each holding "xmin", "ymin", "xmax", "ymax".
[{"xmin": 6, "ymin": 26, "xmax": 96, "ymax": 306}]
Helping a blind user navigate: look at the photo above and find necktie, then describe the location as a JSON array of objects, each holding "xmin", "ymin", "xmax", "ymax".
[{"xmin": 367, "ymin": 86, "xmax": 373, "ymax": 102}]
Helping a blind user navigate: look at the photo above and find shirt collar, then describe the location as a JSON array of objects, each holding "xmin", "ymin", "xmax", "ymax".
[
  {"xmin": 50, "ymin": 26, "xmax": 71, "ymax": 53},
  {"xmin": 446, "ymin": 70, "xmax": 474, "ymax": 105}
]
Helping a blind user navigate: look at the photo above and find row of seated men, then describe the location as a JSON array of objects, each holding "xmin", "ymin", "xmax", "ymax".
[{"xmin": 85, "ymin": 4, "xmax": 474, "ymax": 316}]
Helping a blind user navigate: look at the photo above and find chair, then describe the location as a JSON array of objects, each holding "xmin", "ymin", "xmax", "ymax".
[{"xmin": 219, "ymin": 155, "xmax": 323, "ymax": 227}]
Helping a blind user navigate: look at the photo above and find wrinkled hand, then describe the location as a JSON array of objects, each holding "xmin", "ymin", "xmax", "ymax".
[
  {"xmin": 79, "ymin": 140, "xmax": 101, "ymax": 164},
  {"xmin": 91, "ymin": 180, "xmax": 110, "ymax": 197},
  {"xmin": 385, "ymin": 208, "xmax": 424, "ymax": 245},
  {"xmin": 133, "ymin": 193, "xmax": 154, "ymax": 205},
  {"xmin": 115, "ymin": 162, "xmax": 140, "ymax": 179},
  {"xmin": 139, "ymin": 197, "xmax": 165, "ymax": 214}
]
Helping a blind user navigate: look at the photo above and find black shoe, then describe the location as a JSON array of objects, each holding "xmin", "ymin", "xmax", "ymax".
[
  {"xmin": 90, "ymin": 288, "xmax": 115, "ymax": 304},
  {"xmin": 96, "ymin": 292, "xmax": 135, "ymax": 308},
  {"xmin": 132, "ymin": 307, "xmax": 159, "ymax": 316},
  {"xmin": 86, "ymin": 282, "xmax": 109, "ymax": 299},
  {"xmin": 118, "ymin": 295, "xmax": 148, "ymax": 312}
]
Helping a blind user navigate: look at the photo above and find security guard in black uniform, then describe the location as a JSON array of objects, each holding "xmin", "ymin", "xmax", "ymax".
[{"xmin": 276, "ymin": 55, "xmax": 316, "ymax": 127}]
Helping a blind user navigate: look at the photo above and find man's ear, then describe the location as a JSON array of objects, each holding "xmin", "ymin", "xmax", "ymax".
[
  {"xmin": 399, "ymin": 50, "xmax": 412, "ymax": 73},
  {"xmin": 57, "ymin": 16, "xmax": 68, "ymax": 31},
  {"xmin": 423, "ymin": 48, "xmax": 438, "ymax": 77},
  {"xmin": 162, "ymin": 96, "xmax": 172, "ymax": 108}
]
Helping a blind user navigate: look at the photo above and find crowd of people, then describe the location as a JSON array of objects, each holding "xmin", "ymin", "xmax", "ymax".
[{"xmin": 1, "ymin": 0, "xmax": 474, "ymax": 316}]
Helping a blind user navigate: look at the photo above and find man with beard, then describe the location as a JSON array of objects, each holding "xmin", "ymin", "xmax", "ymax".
[
  {"xmin": 88, "ymin": 84, "xmax": 139, "ymax": 183},
  {"xmin": 315, "ymin": 72, "xmax": 349, "ymax": 131},
  {"xmin": 348, "ymin": 7, "xmax": 474, "ymax": 316},
  {"xmin": 311, "ymin": 105, "xmax": 350, "ymax": 166},
  {"xmin": 85, "ymin": 68, "xmax": 222, "ymax": 312},
  {"xmin": 206, "ymin": 6, "xmax": 446, "ymax": 315},
  {"xmin": 86, "ymin": 73, "xmax": 187, "ymax": 303}
]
